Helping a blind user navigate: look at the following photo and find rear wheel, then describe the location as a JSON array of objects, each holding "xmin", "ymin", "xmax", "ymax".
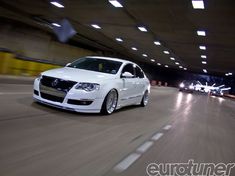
[
  {"xmin": 140, "ymin": 90, "xmax": 149, "ymax": 107},
  {"xmin": 101, "ymin": 89, "xmax": 118, "ymax": 115}
]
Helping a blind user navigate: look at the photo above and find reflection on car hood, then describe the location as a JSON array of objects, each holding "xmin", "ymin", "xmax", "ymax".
[{"xmin": 42, "ymin": 67, "xmax": 116, "ymax": 83}]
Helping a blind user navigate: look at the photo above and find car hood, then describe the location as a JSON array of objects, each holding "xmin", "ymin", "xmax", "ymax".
[{"xmin": 42, "ymin": 67, "xmax": 117, "ymax": 83}]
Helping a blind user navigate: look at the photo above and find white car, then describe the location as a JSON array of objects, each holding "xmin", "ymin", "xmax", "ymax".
[{"xmin": 33, "ymin": 56, "xmax": 150, "ymax": 114}]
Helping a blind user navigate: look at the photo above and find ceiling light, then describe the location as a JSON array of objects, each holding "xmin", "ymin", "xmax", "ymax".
[
  {"xmin": 142, "ymin": 54, "xmax": 148, "ymax": 57},
  {"xmin": 199, "ymin": 45, "xmax": 206, "ymax": 50},
  {"xmin": 138, "ymin": 26, "xmax": 148, "ymax": 32},
  {"xmin": 163, "ymin": 50, "xmax": 170, "ymax": 54},
  {"xmin": 192, "ymin": 0, "xmax": 205, "ymax": 9},
  {"xmin": 131, "ymin": 47, "xmax": 137, "ymax": 51},
  {"xmin": 184, "ymin": 68, "xmax": 187, "ymax": 70},
  {"xmin": 108, "ymin": 0, "xmax": 123, "ymax": 7},
  {"xmin": 197, "ymin": 30, "xmax": 206, "ymax": 36},
  {"xmin": 52, "ymin": 23, "xmax": 61, "ymax": 27},
  {"xmin": 157, "ymin": 63, "xmax": 161, "ymax": 66},
  {"xmin": 201, "ymin": 55, "xmax": 207, "ymax": 59},
  {"xmin": 151, "ymin": 59, "xmax": 155, "ymax": 62},
  {"xmin": 165, "ymin": 65, "xmax": 169, "ymax": 68},
  {"xmin": 225, "ymin": 73, "xmax": 229, "ymax": 76},
  {"xmin": 115, "ymin": 37, "xmax": 123, "ymax": 42},
  {"xmin": 228, "ymin": 72, "xmax": 233, "ymax": 75},
  {"xmin": 202, "ymin": 61, "xmax": 207, "ymax": 64},
  {"xmin": 170, "ymin": 57, "xmax": 175, "ymax": 61},
  {"xmin": 175, "ymin": 62, "xmax": 180, "ymax": 65},
  {"xmin": 154, "ymin": 41, "xmax": 161, "ymax": 45},
  {"xmin": 203, "ymin": 69, "xmax": 207, "ymax": 73},
  {"xmin": 179, "ymin": 66, "xmax": 183, "ymax": 68},
  {"xmin": 50, "ymin": 1, "xmax": 64, "ymax": 8},
  {"xmin": 91, "ymin": 24, "xmax": 101, "ymax": 29}
]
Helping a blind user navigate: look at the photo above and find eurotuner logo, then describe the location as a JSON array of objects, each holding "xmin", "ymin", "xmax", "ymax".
[{"xmin": 146, "ymin": 159, "xmax": 235, "ymax": 176}]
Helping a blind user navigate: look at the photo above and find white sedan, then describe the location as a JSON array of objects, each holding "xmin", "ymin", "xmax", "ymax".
[{"xmin": 33, "ymin": 56, "xmax": 150, "ymax": 114}]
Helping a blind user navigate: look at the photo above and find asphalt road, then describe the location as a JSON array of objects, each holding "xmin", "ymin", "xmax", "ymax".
[{"xmin": 0, "ymin": 80, "xmax": 234, "ymax": 176}]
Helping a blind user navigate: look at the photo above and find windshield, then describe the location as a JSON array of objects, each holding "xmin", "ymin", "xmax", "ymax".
[{"xmin": 67, "ymin": 57, "xmax": 123, "ymax": 74}]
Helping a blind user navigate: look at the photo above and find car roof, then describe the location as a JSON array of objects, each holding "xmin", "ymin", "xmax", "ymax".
[{"xmin": 85, "ymin": 56, "xmax": 135, "ymax": 65}]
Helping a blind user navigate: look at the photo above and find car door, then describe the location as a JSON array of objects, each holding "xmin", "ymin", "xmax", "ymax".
[
  {"xmin": 119, "ymin": 63, "xmax": 137, "ymax": 105},
  {"xmin": 135, "ymin": 66, "xmax": 146, "ymax": 96}
]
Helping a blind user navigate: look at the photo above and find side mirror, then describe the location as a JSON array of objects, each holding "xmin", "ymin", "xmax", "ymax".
[
  {"xmin": 121, "ymin": 72, "xmax": 134, "ymax": 78},
  {"xmin": 65, "ymin": 63, "xmax": 71, "ymax": 67}
]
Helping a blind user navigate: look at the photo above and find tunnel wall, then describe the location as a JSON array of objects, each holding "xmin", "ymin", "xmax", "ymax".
[{"xmin": 0, "ymin": 22, "xmax": 96, "ymax": 65}]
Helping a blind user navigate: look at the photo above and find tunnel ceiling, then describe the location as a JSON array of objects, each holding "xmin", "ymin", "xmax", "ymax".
[{"xmin": 0, "ymin": 0, "xmax": 235, "ymax": 76}]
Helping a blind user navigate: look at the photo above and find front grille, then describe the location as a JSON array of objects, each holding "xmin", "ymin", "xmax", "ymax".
[
  {"xmin": 40, "ymin": 92, "xmax": 64, "ymax": 103},
  {"xmin": 40, "ymin": 76, "xmax": 77, "ymax": 93},
  {"xmin": 34, "ymin": 90, "xmax": 39, "ymax": 96}
]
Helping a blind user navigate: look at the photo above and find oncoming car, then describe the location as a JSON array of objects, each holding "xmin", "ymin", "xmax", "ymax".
[
  {"xmin": 179, "ymin": 80, "xmax": 194, "ymax": 93},
  {"xmin": 33, "ymin": 56, "xmax": 150, "ymax": 114}
]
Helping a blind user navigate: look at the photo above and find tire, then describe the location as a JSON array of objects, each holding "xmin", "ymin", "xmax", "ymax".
[
  {"xmin": 101, "ymin": 89, "xmax": 118, "ymax": 115},
  {"xmin": 140, "ymin": 90, "xmax": 149, "ymax": 107}
]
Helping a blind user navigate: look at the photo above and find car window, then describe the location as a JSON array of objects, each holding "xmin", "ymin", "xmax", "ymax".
[
  {"xmin": 135, "ymin": 66, "xmax": 145, "ymax": 78},
  {"xmin": 121, "ymin": 63, "xmax": 135, "ymax": 77},
  {"xmin": 68, "ymin": 57, "xmax": 122, "ymax": 74}
]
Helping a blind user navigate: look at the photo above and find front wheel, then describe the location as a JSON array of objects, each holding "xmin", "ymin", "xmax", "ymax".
[
  {"xmin": 140, "ymin": 90, "xmax": 149, "ymax": 107},
  {"xmin": 101, "ymin": 89, "xmax": 118, "ymax": 115}
]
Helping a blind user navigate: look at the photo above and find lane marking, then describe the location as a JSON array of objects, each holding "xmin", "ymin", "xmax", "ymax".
[
  {"xmin": 136, "ymin": 141, "xmax": 154, "ymax": 154},
  {"xmin": 163, "ymin": 125, "xmax": 172, "ymax": 130},
  {"xmin": 151, "ymin": 132, "xmax": 164, "ymax": 141},
  {"xmin": 113, "ymin": 153, "xmax": 141, "ymax": 172},
  {"xmin": 0, "ymin": 92, "xmax": 31, "ymax": 95}
]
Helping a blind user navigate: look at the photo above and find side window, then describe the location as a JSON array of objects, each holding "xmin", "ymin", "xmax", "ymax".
[
  {"xmin": 121, "ymin": 64, "xmax": 135, "ymax": 77},
  {"xmin": 135, "ymin": 66, "xmax": 145, "ymax": 78}
]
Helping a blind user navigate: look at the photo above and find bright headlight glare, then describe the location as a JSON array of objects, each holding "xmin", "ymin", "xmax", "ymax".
[
  {"xmin": 75, "ymin": 82, "xmax": 100, "ymax": 91},
  {"xmin": 189, "ymin": 85, "xmax": 194, "ymax": 89},
  {"xmin": 180, "ymin": 83, "xmax": 185, "ymax": 88}
]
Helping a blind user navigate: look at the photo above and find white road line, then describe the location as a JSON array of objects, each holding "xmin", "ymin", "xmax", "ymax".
[
  {"xmin": 151, "ymin": 132, "xmax": 164, "ymax": 141},
  {"xmin": 136, "ymin": 141, "xmax": 154, "ymax": 154},
  {"xmin": 163, "ymin": 125, "xmax": 172, "ymax": 130},
  {"xmin": 0, "ymin": 92, "xmax": 31, "ymax": 95},
  {"xmin": 113, "ymin": 153, "xmax": 141, "ymax": 172}
]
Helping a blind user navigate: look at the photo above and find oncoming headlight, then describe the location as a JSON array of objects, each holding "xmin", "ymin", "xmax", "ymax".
[
  {"xmin": 189, "ymin": 85, "xmax": 194, "ymax": 89},
  {"xmin": 179, "ymin": 83, "xmax": 185, "ymax": 88},
  {"xmin": 75, "ymin": 82, "xmax": 100, "ymax": 91}
]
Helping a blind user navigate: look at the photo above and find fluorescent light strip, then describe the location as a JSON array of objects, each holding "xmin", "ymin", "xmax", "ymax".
[
  {"xmin": 203, "ymin": 69, "xmax": 207, "ymax": 73},
  {"xmin": 163, "ymin": 51, "xmax": 170, "ymax": 54},
  {"xmin": 197, "ymin": 30, "xmax": 206, "ymax": 36},
  {"xmin": 138, "ymin": 26, "xmax": 147, "ymax": 32},
  {"xmin": 201, "ymin": 55, "xmax": 207, "ymax": 59},
  {"xmin": 170, "ymin": 57, "xmax": 175, "ymax": 61},
  {"xmin": 192, "ymin": 0, "xmax": 205, "ymax": 9},
  {"xmin": 202, "ymin": 61, "xmax": 207, "ymax": 64},
  {"xmin": 131, "ymin": 47, "xmax": 137, "ymax": 51},
  {"xmin": 154, "ymin": 41, "xmax": 161, "ymax": 45},
  {"xmin": 175, "ymin": 62, "xmax": 179, "ymax": 65},
  {"xmin": 50, "ymin": 1, "xmax": 64, "ymax": 8},
  {"xmin": 199, "ymin": 45, "xmax": 206, "ymax": 50},
  {"xmin": 142, "ymin": 54, "xmax": 148, "ymax": 57},
  {"xmin": 157, "ymin": 63, "xmax": 161, "ymax": 66},
  {"xmin": 116, "ymin": 38, "xmax": 123, "ymax": 42},
  {"xmin": 109, "ymin": 0, "xmax": 123, "ymax": 7},
  {"xmin": 91, "ymin": 24, "xmax": 101, "ymax": 29},
  {"xmin": 151, "ymin": 59, "xmax": 155, "ymax": 62},
  {"xmin": 52, "ymin": 23, "xmax": 61, "ymax": 27},
  {"xmin": 184, "ymin": 68, "xmax": 187, "ymax": 70},
  {"xmin": 179, "ymin": 66, "xmax": 183, "ymax": 68},
  {"xmin": 165, "ymin": 65, "xmax": 169, "ymax": 68}
]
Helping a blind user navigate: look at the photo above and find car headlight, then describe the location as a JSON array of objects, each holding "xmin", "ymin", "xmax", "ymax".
[
  {"xmin": 179, "ymin": 83, "xmax": 185, "ymax": 88},
  {"xmin": 189, "ymin": 85, "xmax": 194, "ymax": 89},
  {"xmin": 75, "ymin": 82, "xmax": 100, "ymax": 91}
]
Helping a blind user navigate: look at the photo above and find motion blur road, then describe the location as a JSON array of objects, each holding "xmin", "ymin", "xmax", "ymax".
[{"xmin": 0, "ymin": 77, "xmax": 235, "ymax": 176}]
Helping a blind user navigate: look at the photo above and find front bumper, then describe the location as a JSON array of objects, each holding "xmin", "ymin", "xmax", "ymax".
[{"xmin": 33, "ymin": 78, "xmax": 104, "ymax": 113}]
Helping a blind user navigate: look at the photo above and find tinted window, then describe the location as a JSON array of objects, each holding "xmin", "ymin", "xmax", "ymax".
[
  {"xmin": 68, "ymin": 57, "xmax": 122, "ymax": 74},
  {"xmin": 121, "ymin": 64, "xmax": 135, "ymax": 77},
  {"xmin": 135, "ymin": 66, "xmax": 145, "ymax": 78}
]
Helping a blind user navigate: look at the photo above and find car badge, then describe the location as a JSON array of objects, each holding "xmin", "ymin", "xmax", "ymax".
[{"xmin": 52, "ymin": 79, "xmax": 59, "ymax": 87}]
